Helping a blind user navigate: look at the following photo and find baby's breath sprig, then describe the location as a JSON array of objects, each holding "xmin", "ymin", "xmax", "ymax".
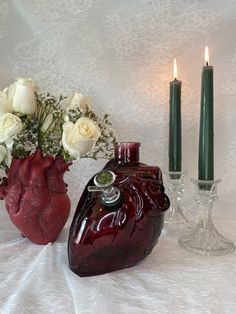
[
  {"xmin": 83, "ymin": 113, "xmax": 116, "ymax": 160},
  {"xmin": 10, "ymin": 91, "xmax": 116, "ymax": 162},
  {"xmin": 12, "ymin": 116, "xmax": 39, "ymax": 159}
]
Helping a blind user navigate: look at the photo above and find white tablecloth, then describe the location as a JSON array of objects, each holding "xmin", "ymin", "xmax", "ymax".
[{"xmin": 1, "ymin": 203, "xmax": 235, "ymax": 314}]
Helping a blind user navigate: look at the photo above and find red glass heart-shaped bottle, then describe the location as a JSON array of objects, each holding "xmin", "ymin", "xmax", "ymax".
[{"xmin": 68, "ymin": 142, "xmax": 169, "ymax": 276}]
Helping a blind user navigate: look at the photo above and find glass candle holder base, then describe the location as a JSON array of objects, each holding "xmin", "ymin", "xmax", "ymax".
[
  {"xmin": 178, "ymin": 179, "xmax": 235, "ymax": 256},
  {"xmin": 164, "ymin": 171, "xmax": 194, "ymax": 230}
]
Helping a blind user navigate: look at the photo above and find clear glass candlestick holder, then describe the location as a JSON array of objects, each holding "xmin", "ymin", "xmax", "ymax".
[
  {"xmin": 178, "ymin": 179, "xmax": 235, "ymax": 256},
  {"xmin": 164, "ymin": 171, "xmax": 194, "ymax": 230}
]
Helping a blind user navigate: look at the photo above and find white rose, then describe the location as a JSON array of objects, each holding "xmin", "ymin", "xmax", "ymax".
[
  {"xmin": 0, "ymin": 89, "xmax": 12, "ymax": 117},
  {"xmin": 0, "ymin": 113, "xmax": 23, "ymax": 143},
  {"xmin": 8, "ymin": 78, "xmax": 37, "ymax": 114},
  {"xmin": 62, "ymin": 117, "xmax": 100, "ymax": 158},
  {"xmin": 5, "ymin": 138, "xmax": 14, "ymax": 150},
  {"xmin": 66, "ymin": 92, "xmax": 91, "ymax": 111},
  {"xmin": 0, "ymin": 145, "xmax": 6, "ymax": 163}
]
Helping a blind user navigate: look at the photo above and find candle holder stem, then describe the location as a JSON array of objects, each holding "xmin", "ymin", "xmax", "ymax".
[
  {"xmin": 164, "ymin": 171, "xmax": 194, "ymax": 230},
  {"xmin": 178, "ymin": 179, "xmax": 235, "ymax": 255}
]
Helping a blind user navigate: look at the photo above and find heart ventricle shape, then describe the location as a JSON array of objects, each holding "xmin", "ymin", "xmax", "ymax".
[{"xmin": 1, "ymin": 149, "xmax": 70, "ymax": 244}]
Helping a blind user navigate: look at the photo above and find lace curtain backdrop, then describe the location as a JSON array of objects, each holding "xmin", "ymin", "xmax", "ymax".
[{"xmin": 0, "ymin": 1, "xmax": 236, "ymax": 313}]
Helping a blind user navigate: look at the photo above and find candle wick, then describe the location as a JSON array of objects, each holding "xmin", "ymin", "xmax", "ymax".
[{"xmin": 206, "ymin": 62, "xmax": 209, "ymax": 66}]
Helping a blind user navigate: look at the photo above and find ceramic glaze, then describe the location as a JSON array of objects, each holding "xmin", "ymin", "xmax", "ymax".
[{"xmin": 0, "ymin": 150, "xmax": 71, "ymax": 244}]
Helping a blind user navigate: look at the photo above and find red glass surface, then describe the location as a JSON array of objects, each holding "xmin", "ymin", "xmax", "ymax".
[
  {"xmin": 0, "ymin": 149, "xmax": 71, "ymax": 244},
  {"xmin": 68, "ymin": 142, "xmax": 170, "ymax": 276}
]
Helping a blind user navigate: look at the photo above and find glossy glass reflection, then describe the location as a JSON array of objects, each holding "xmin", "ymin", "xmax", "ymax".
[{"xmin": 68, "ymin": 142, "xmax": 170, "ymax": 276}]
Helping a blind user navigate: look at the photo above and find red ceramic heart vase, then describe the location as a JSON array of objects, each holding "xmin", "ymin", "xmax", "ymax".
[{"xmin": 0, "ymin": 149, "xmax": 71, "ymax": 244}]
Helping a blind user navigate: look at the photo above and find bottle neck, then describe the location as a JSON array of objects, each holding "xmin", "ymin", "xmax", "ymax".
[{"xmin": 114, "ymin": 142, "xmax": 140, "ymax": 165}]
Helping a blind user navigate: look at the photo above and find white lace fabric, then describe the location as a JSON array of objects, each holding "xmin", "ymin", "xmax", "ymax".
[
  {"xmin": 0, "ymin": 0, "xmax": 236, "ymax": 313},
  {"xmin": 1, "ymin": 205, "xmax": 236, "ymax": 314}
]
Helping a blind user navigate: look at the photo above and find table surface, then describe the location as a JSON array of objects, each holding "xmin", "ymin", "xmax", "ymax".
[{"xmin": 0, "ymin": 202, "xmax": 235, "ymax": 314}]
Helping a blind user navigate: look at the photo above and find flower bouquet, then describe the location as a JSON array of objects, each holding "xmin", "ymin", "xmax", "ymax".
[{"xmin": 0, "ymin": 78, "xmax": 115, "ymax": 244}]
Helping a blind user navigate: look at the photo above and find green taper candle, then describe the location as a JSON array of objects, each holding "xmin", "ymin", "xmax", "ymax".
[
  {"xmin": 169, "ymin": 58, "xmax": 182, "ymax": 172},
  {"xmin": 198, "ymin": 46, "xmax": 214, "ymax": 181}
]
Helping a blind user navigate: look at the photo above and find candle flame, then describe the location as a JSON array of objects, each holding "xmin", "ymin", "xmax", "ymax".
[
  {"xmin": 173, "ymin": 58, "xmax": 177, "ymax": 79},
  {"xmin": 205, "ymin": 46, "xmax": 209, "ymax": 65}
]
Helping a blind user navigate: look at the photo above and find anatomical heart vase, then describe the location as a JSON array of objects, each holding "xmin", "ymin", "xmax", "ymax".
[
  {"xmin": 0, "ymin": 150, "xmax": 71, "ymax": 245},
  {"xmin": 68, "ymin": 142, "xmax": 170, "ymax": 277},
  {"xmin": 0, "ymin": 80, "xmax": 115, "ymax": 245}
]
